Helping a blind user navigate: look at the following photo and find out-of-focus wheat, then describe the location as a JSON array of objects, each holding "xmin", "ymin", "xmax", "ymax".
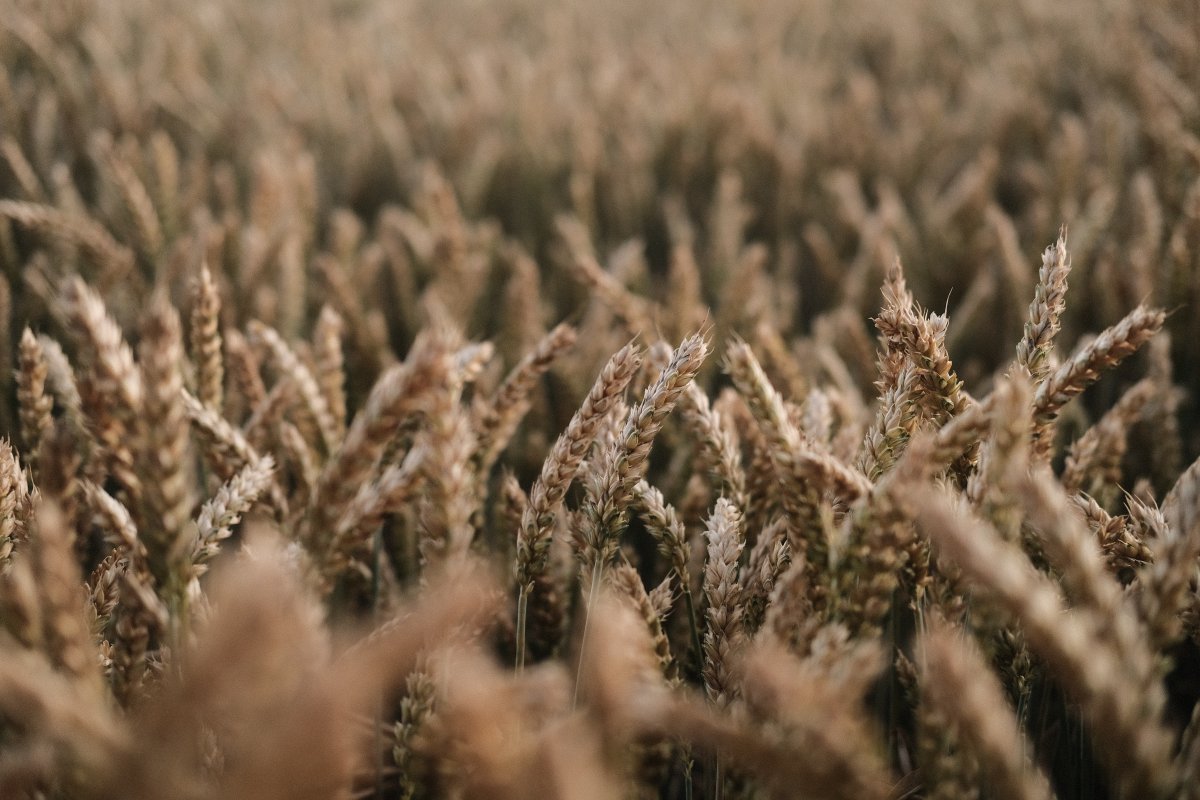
[{"xmin": 0, "ymin": 0, "xmax": 1197, "ymax": 797}]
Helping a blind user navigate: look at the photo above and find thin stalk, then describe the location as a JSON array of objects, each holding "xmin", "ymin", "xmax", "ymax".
[
  {"xmin": 515, "ymin": 584, "xmax": 529, "ymax": 671},
  {"xmin": 166, "ymin": 576, "xmax": 188, "ymax": 658},
  {"xmin": 682, "ymin": 584, "xmax": 704, "ymax": 678},
  {"xmin": 686, "ymin": 579, "xmax": 715, "ymax": 798},
  {"xmin": 887, "ymin": 588, "xmax": 899, "ymax": 768},
  {"xmin": 572, "ymin": 559, "xmax": 604, "ymax": 710},
  {"xmin": 372, "ymin": 529, "xmax": 384, "ymax": 797}
]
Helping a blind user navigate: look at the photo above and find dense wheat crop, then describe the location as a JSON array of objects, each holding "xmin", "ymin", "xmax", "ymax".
[{"xmin": 0, "ymin": 0, "xmax": 1198, "ymax": 797}]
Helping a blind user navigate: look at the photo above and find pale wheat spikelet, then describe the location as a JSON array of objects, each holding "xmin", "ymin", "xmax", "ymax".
[
  {"xmin": 148, "ymin": 130, "xmax": 180, "ymax": 238},
  {"xmin": 752, "ymin": 317, "xmax": 808, "ymax": 401},
  {"xmin": 742, "ymin": 516, "xmax": 790, "ymax": 635},
  {"xmin": 1139, "ymin": 454, "xmax": 1200, "ymax": 651},
  {"xmin": 857, "ymin": 362, "xmax": 921, "ymax": 480},
  {"xmin": 248, "ymin": 320, "xmax": 341, "ymax": 454},
  {"xmin": 1061, "ymin": 378, "xmax": 1155, "ymax": 496},
  {"xmin": 136, "ymin": 299, "xmax": 194, "ymax": 582},
  {"xmin": 0, "ymin": 442, "xmax": 28, "ymax": 569},
  {"xmin": 724, "ymin": 337, "xmax": 800, "ymax": 458},
  {"xmin": 799, "ymin": 449, "xmax": 873, "ymax": 504},
  {"xmin": 37, "ymin": 421, "xmax": 84, "ymax": 535},
  {"xmin": 0, "ymin": 647, "xmax": 124, "ymax": 784},
  {"xmin": 450, "ymin": 341, "xmax": 495, "ymax": 391},
  {"xmin": 83, "ymin": 482, "xmax": 143, "ymax": 558},
  {"xmin": 741, "ymin": 411, "xmax": 781, "ymax": 536},
  {"xmin": 737, "ymin": 640, "xmax": 890, "ymax": 800},
  {"xmin": 579, "ymin": 332, "xmax": 708, "ymax": 570},
  {"xmin": 1071, "ymin": 492, "xmax": 1149, "ymax": 577},
  {"xmin": 496, "ymin": 470, "xmax": 527, "ymax": 554},
  {"xmin": 306, "ymin": 332, "xmax": 449, "ymax": 550},
  {"xmin": 633, "ymin": 480, "xmax": 690, "ymax": 586},
  {"xmin": 966, "ymin": 372, "xmax": 1032, "ymax": 546},
  {"xmin": 832, "ymin": 484, "xmax": 914, "ymax": 637},
  {"xmin": 893, "ymin": 388, "xmax": 993, "ymax": 487},
  {"xmin": 29, "ymin": 502, "xmax": 101, "ymax": 690},
  {"xmin": 0, "ymin": 200, "xmax": 135, "ymax": 277},
  {"xmin": 36, "ymin": 335, "xmax": 85, "ymax": 433},
  {"xmin": 323, "ymin": 446, "xmax": 428, "ymax": 584},
  {"xmin": 646, "ymin": 575, "xmax": 675, "ymax": 621},
  {"xmin": 1016, "ymin": 468, "xmax": 1155, "ymax": 687},
  {"xmin": 412, "ymin": 347, "xmax": 477, "ymax": 566},
  {"xmin": 498, "ymin": 243, "xmax": 547, "ymax": 359},
  {"xmin": 86, "ymin": 549, "xmax": 123, "ymax": 640},
  {"xmin": 632, "ymin": 478, "xmax": 704, "ymax": 667},
  {"xmin": 312, "ymin": 305, "xmax": 347, "ymax": 439},
  {"xmin": 1123, "ymin": 496, "xmax": 1161, "ymax": 561},
  {"xmin": 182, "ymin": 389, "xmax": 261, "ymax": 480},
  {"xmin": 872, "ymin": 256, "xmax": 917, "ymax": 388},
  {"xmin": 918, "ymin": 624, "xmax": 1052, "ymax": 800},
  {"xmin": 1032, "ymin": 305, "xmax": 1165, "ymax": 459},
  {"xmin": 473, "ymin": 322, "xmax": 576, "ymax": 478},
  {"xmin": 1016, "ymin": 230, "xmax": 1072, "ymax": 384},
  {"xmin": 277, "ymin": 421, "xmax": 318, "ymax": 509},
  {"xmin": 764, "ymin": 551, "xmax": 823, "ymax": 656},
  {"xmin": 182, "ymin": 388, "xmax": 287, "ymax": 519},
  {"xmin": 898, "ymin": 311, "xmax": 970, "ymax": 423},
  {"xmin": 0, "ymin": 554, "xmax": 43, "ymax": 649},
  {"xmin": 242, "ymin": 378, "xmax": 296, "ymax": 452},
  {"xmin": 189, "ymin": 262, "xmax": 224, "ymax": 412},
  {"xmin": 682, "ymin": 383, "xmax": 748, "ymax": 510},
  {"xmin": 916, "ymin": 683, "xmax": 981, "ymax": 800},
  {"xmin": 514, "ymin": 342, "xmax": 640, "ymax": 662},
  {"xmin": 613, "ymin": 560, "xmax": 676, "ymax": 681},
  {"xmin": 417, "ymin": 395, "xmax": 477, "ymax": 567},
  {"xmin": 16, "ymin": 328, "xmax": 53, "ymax": 478},
  {"xmin": 571, "ymin": 335, "xmax": 705, "ymax": 702},
  {"xmin": 912, "ymin": 487, "xmax": 1174, "ymax": 798},
  {"xmin": 224, "ymin": 328, "xmax": 268, "ymax": 416},
  {"xmin": 702, "ymin": 498, "xmax": 745, "ymax": 707},
  {"xmin": 801, "ymin": 388, "xmax": 835, "ymax": 446},
  {"xmin": 60, "ymin": 277, "xmax": 143, "ymax": 502},
  {"xmin": 81, "ymin": 486, "xmax": 168, "ymax": 701},
  {"xmin": 557, "ymin": 214, "xmax": 659, "ymax": 335},
  {"xmin": 182, "ymin": 456, "xmax": 276, "ymax": 580},
  {"xmin": 725, "ymin": 337, "xmax": 829, "ymax": 604},
  {"xmin": 95, "ymin": 134, "xmax": 163, "ymax": 262},
  {"xmin": 393, "ymin": 671, "xmax": 437, "ymax": 800}
]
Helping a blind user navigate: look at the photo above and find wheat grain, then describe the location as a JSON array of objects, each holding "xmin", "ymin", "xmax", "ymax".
[
  {"xmin": 1016, "ymin": 231, "xmax": 1072, "ymax": 385},
  {"xmin": 189, "ymin": 263, "xmax": 225, "ymax": 413},
  {"xmin": 702, "ymin": 498, "xmax": 745, "ymax": 707}
]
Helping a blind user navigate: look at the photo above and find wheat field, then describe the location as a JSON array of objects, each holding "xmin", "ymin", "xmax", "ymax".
[{"xmin": 0, "ymin": 0, "xmax": 1198, "ymax": 798}]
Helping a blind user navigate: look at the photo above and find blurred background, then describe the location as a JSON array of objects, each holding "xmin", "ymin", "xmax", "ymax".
[{"xmin": 1, "ymin": 0, "xmax": 1198, "ymax": 459}]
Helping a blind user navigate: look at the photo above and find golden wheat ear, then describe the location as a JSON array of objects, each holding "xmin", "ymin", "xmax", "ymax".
[
  {"xmin": 578, "ymin": 332, "xmax": 709, "ymax": 572},
  {"xmin": 701, "ymin": 498, "xmax": 746, "ymax": 708},
  {"xmin": 917, "ymin": 621, "xmax": 1053, "ymax": 800},
  {"xmin": 16, "ymin": 328, "xmax": 53, "ymax": 479},
  {"xmin": 912, "ymin": 485, "xmax": 1175, "ymax": 797}
]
